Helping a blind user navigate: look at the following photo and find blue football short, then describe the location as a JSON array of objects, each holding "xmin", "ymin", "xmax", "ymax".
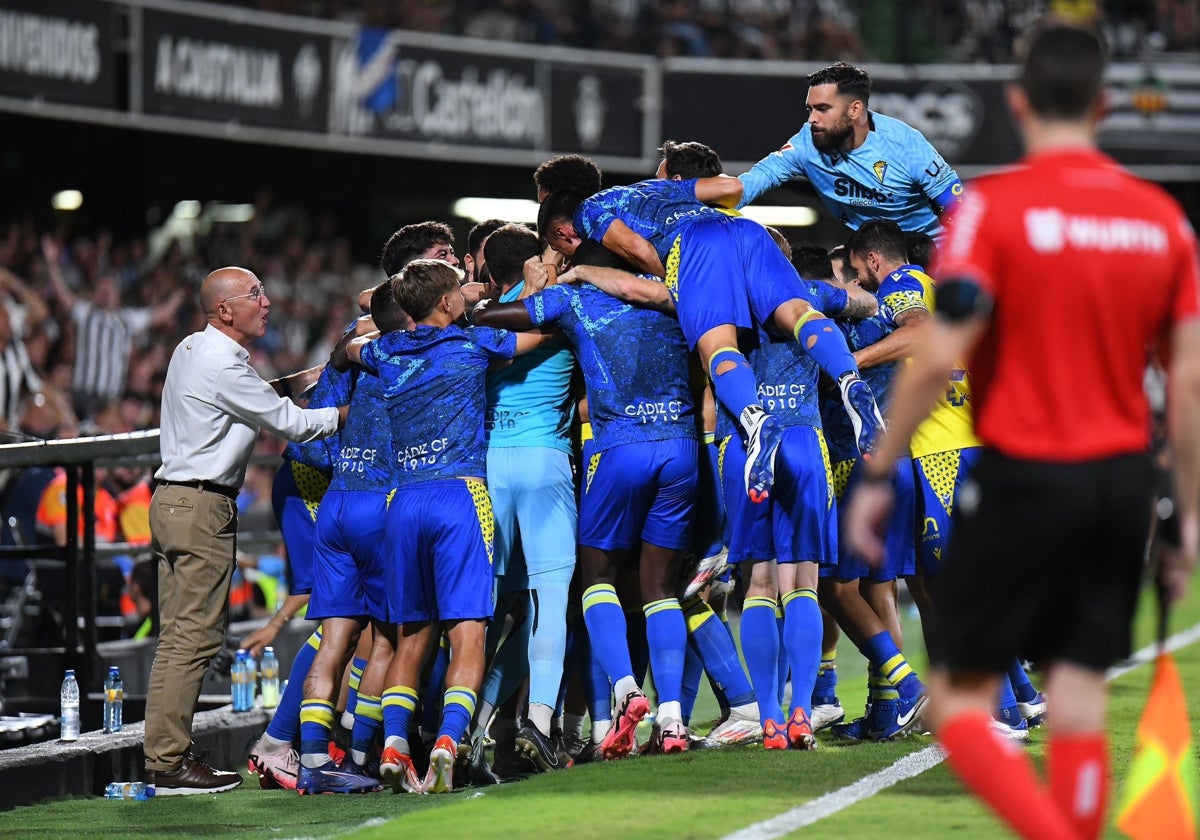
[
  {"xmin": 721, "ymin": 425, "xmax": 837, "ymax": 565},
  {"xmin": 307, "ymin": 489, "xmax": 389, "ymax": 622},
  {"xmin": 578, "ymin": 438, "xmax": 698, "ymax": 551},
  {"xmin": 831, "ymin": 456, "xmax": 917, "ymax": 582},
  {"xmin": 669, "ymin": 217, "xmax": 813, "ymax": 350},
  {"xmin": 913, "ymin": 446, "xmax": 983, "ymax": 576},
  {"xmin": 270, "ymin": 459, "xmax": 330, "ymax": 595},
  {"xmin": 384, "ymin": 478, "xmax": 496, "ymax": 623}
]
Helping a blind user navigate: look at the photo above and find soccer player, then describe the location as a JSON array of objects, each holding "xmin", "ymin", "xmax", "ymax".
[
  {"xmin": 463, "ymin": 219, "xmax": 507, "ymax": 285},
  {"xmin": 334, "ymin": 260, "xmax": 552, "ymax": 794},
  {"xmin": 538, "ymin": 144, "xmax": 885, "ymax": 503},
  {"xmin": 379, "ymin": 221, "xmax": 459, "ymax": 274},
  {"xmin": 698, "ymin": 62, "xmax": 963, "ymax": 237},
  {"xmin": 481, "ymin": 224, "xmax": 578, "ymax": 771},
  {"xmin": 845, "ymin": 22, "xmax": 1200, "ymax": 840},
  {"xmin": 295, "ymin": 280, "xmax": 409, "ymax": 795},
  {"xmin": 474, "ymin": 248, "xmax": 699, "ymax": 757}
]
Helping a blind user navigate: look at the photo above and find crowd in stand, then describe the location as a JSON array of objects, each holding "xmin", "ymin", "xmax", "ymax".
[{"xmin": 223, "ymin": 0, "xmax": 1198, "ymax": 59}]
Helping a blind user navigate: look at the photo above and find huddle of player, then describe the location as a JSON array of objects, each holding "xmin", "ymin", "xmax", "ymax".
[{"xmin": 244, "ymin": 60, "xmax": 1046, "ymax": 796}]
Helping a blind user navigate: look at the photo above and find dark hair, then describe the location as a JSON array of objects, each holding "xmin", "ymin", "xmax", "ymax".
[
  {"xmin": 659, "ymin": 140, "xmax": 723, "ymax": 179},
  {"xmin": 380, "ymin": 221, "xmax": 455, "ymax": 276},
  {"xmin": 792, "ymin": 244, "xmax": 834, "ymax": 281},
  {"xmin": 905, "ymin": 231, "xmax": 937, "ymax": 271},
  {"xmin": 393, "ymin": 259, "xmax": 462, "ymax": 320},
  {"xmin": 369, "ymin": 278, "xmax": 408, "ymax": 333},
  {"xmin": 467, "ymin": 219, "xmax": 507, "ymax": 263},
  {"xmin": 806, "ymin": 61, "xmax": 871, "ymax": 105},
  {"xmin": 537, "ymin": 190, "xmax": 584, "ymax": 240},
  {"xmin": 484, "ymin": 224, "xmax": 540, "ymax": 289},
  {"xmin": 572, "ymin": 239, "xmax": 635, "ymax": 270},
  {"xmin": 1018, "ymin": 22, "xmax": 1106, "ymax": 120},
  {"xmin": 534, "ymin": 155, "xmax": 602, "ymax": 197},
  {"xmin": 847, "ymin": 219, "xmax": 907, "ymax": 264}
]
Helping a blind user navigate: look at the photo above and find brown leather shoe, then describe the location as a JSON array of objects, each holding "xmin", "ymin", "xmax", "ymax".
[{"xmin": 147, "ymin": 757, "xmax": 243, "ymax": 796}]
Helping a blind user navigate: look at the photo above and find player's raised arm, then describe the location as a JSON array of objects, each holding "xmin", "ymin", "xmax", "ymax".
[{"xmin": 600, "ymin": 220, "xmax": 667, "ymax": 278}]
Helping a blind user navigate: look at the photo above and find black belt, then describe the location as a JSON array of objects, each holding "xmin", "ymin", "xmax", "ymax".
[{"xmin": 158, "ymin": 479, "xmax": 239, "ymax": 501}]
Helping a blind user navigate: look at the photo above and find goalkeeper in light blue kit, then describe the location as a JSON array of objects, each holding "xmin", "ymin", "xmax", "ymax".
[{"xmin": 701, "ymin": 62, "xmax": 964, "ymax": 237}]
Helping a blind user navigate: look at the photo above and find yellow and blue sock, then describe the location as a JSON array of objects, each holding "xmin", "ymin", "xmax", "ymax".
[
  {"xmin": 420, "ymin": 637, "xmax": 450, "ymax": 737},
  {"xmin": 438, "ymin": 686, "xmax": 477, "ymax": 746},
  {"xmin": 299, "ymin": 698, "xmax": 335, "ymax": 768},
  {"xmin": 782, "ymin": 588, "xmax": 822, "ymax": 717},
  {"xmin": 741, "ymin": 595, "xmax": 783, "ymax": 727},
  {"xmin": 382, "ymin": 685, "xmax": 419, "ymax": 753},
  {"xmin": 683, "ymin": 594, "xmax": 755, "ymax": 708},
  {"xmin": 265, "ymin": 627, "xmax": 321, "ymax": 743},
  {"xmin": 681, "ymin": 639, "xmax": 703, "ymax": 725},
  {"xmin": 708, "ymin": 346, "xmax": 762, "ymax": 427},
  {"xmin": 864, "ymin": 631, "xmax": 923, "ymax": 701},
  {"xmin": 582, "ymin": 584, "xmax": 636, "ymax": 691},
  {"xmin": 775, "ymin": 602, "xmax": 789, "ymax": 706},
  {"xmin": 643, "ymin": 598, "xmax": 686, "ymax": 714},
  {"xmin": 341, "ymin": 656, "xmax": 367, "ymax": 730},
  {"xmin": 795, "ymin": 317, "xmax": 858, "ymax": 382},
  {"xmin": 813, "ymin": 648, "xmax": 839, "ymax": 704},
  {"xmin": 350, "ymin": 693, "xmax": 382, "ymax": 765}
]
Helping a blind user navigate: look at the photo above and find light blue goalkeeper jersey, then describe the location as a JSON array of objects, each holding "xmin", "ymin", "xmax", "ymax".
[{"xmin": 736, "ymin": 111, "xmax": 963, "ymax": 236}]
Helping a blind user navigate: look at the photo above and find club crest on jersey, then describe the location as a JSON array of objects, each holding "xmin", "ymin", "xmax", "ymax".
[{"xmin": 872, "ymin": 160, "xmax": 888, "ymax": 183}]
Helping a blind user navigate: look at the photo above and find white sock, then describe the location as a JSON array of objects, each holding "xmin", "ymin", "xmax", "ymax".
[
  {"xmin": 340, "ymin": 710, "xmax": 355, "ymax": 731},
  {"xmin": 471, "ymin": 699, "xmax": 497, "ymax": 741},
  {"xmin": 657, "ymin": 700, "xmax": 682, "ymax": 724},
  {"xmin": 591, "ymin": 719, "xmax": 612, "ymax": 744},
  {"xmin": 300, "ymin": 752, "xmax": 331, "ymax": 769},
  {"xmin": 730, "ymin": 702, "xmax": 759, "ymax": 720},
  {"xmin": 527, "ymin": 702, "xmax": 554, "ymax": 737},
  {"xmin": 384, "ymin": 735, "xmax": 409, "ymax": 755},
  {"xmin": 260, "ymin": 732, "xmax": 290, "ymax": 748},
  {"xmin": 614, "ymin": 675, "xmax": 639, "ymax": 700}
]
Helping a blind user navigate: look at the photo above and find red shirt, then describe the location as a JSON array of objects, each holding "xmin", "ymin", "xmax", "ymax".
[{"xmin": 936, "ymin": 148, "xmax": 1200, "ymax": 461}]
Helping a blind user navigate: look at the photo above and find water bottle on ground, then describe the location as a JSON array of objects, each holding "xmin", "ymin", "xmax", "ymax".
[
  {"xmin": 231, "ymin": 650, "xmax": 248, "ymax": 712},
  {"xmin": 60, "ymin": 669, "xmax": 80, "ymax": 741},
  {"xmin": 260, "ymin": 647, "xmax": 280, "ymax": 709},
  {"xmin": 103, "ymin": 666, "xmax": 124, "ymax": 733},
  {"xmin": 244, "ymin": 650, "xmax": 258, "ymax": 709},
  {"xmin": 104, "ymin": 782, "xmax": 154, "ymax": 800}
]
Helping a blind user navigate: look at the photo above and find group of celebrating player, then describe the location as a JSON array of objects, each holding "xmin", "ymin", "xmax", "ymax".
[{"xmin": 238, "ymin": 58, "xmax": 1049, "ymax": 797}]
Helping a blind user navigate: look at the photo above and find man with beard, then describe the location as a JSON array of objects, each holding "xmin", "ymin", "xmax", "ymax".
[{"xmin": 700, "ymin": 63, "xmax": 963, "ymax": 237}]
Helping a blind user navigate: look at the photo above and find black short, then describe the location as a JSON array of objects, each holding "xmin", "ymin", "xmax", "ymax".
[{"xmin": 931, "ymin": 450, "xmax": 1154, "ymax": 673}]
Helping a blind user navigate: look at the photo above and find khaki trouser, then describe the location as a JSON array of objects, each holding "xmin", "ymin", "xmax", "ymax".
[{"xmin": 143, "ymin": 484, "xmax": 237, "ymax": 772}]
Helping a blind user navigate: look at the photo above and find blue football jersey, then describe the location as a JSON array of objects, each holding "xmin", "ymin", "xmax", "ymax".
[
  {"xmin": 737, "ymin": 112, "xmax": 962, "ymax": 236},
  {"xmin": 329, "ymin": 366, "xmax": 394, "ymax": 494},
  {"xmin": 284, "ymin": 363, "xmax": 353, "ymax": 474},
  {"xmin": 523, "ymin": 282, "xmax": 695, "ymax": 451},
  {"xmin": 575, "ymin": 178, "xmax": 728, "ymax": 263},
  {"xmin": 820, "ymin": 312, "xmax": 897, "ymax": 464},
  {"xmin": 359, "ymin": 324, "xmax": 517, "ymax": 487}
]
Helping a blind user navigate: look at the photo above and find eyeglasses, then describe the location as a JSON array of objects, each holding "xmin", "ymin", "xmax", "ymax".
[{"xmin": 222, "ymin": 284, "xmax": 266, "ymax": 304}]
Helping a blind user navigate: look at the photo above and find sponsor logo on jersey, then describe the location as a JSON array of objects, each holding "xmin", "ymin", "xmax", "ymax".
[
  {"xmin": 1024, "ymin": 208, "xmax": 1168, "ymax": 255},
  {"xmin": 833, "ymin": 176, "xmax": 889, "ymax": 205},
  {"xmin": 872, "ymin": 160, "xmax": 888, "ymax": 183}
]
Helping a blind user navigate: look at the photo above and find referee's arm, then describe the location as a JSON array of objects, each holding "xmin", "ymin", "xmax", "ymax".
[{"xmin": 1163, "ymin": 319, "xmax": 1200, "ymax": 602}]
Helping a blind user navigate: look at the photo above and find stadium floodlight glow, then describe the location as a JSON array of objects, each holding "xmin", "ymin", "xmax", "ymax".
[
  {"xmin": 174, "ymin": 200, "xmax": 202, "ymax": 220},
  {"xmin": 452, "ymin": 197, "xmax": 539, "ymax": 224},
  {"xmin": 51, "ymin": 190, "xmax": 83, "ymax": 211},
  {"xmin": 738, "ymin": 205, "xmax": 819, "ymax": 227}
]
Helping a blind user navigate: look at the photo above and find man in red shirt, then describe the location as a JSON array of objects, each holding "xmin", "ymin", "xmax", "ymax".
[{"xmin": 844, "ymin": 21, "xmax": 1200, "ymax": 840}]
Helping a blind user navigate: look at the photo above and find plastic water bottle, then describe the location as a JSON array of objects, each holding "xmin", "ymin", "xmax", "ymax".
[
  {"xmin": 244, "ymin": 651, "xmax": 258, "ymax": 709},
  {"xmin": 231, "ymin": 650, "xmax": 248, "ymax": 712},
  {"xmin": 104, "ymin": 782, "xmax": 154, "ymax": 800},
  {"xmin": 259, "ymin": 647, "xmax": 280, "ymax": 709},
  {"xmin": 60, "ymin": 669, "xmax": 80, "ymax": 741},
  {"xmin": 103, "ymin": 666, "xmax": 124, "ymax": 733}
]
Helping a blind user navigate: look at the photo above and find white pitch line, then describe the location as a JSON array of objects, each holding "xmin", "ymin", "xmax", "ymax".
[{"xmin": 722, "ymin": 619, "xmax": 1200, "ymax": 840}]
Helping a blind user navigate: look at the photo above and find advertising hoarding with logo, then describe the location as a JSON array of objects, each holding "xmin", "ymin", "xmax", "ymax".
[
  {"xmin": 0, "ymin": 0, "xmax": 119, "ymax": 108},
  {"xmin": 329, "ymin": 30, "xmax": 651, "ymax": 164},
  {"xmin": 139, "ymin": 7, "xmax": 328, "ymax": 132}
]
